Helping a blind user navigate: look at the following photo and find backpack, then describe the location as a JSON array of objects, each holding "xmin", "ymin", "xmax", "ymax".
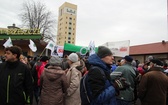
[{"xmin": 80, "ymin": 66, "xmax": 106, "ymax": 105}]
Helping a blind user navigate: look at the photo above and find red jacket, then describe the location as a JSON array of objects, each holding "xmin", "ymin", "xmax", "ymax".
[{"xmin": 36, "ymin": 61, "xmax": 47, "ymax": 86}]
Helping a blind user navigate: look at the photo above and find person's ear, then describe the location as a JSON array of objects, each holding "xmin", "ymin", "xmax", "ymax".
[{"xmin": 13, "ymin": 54, "xmax": 17, "ymax": 58}]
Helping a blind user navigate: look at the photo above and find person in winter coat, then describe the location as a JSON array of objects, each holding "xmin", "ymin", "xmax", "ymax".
[
  {"xmin": 36, "ymin": 56, "xmax": 49, "ymax": 86},
  {"xmin": 137, "ymin": 64, "xmax": 145, "ymax": 75},
  {"xmin": 87, "ymin": 46, "xmax": 128, "ymax": 105},
  {"xmin": 35, "ymin": 56, "xmax": 49, "ymax": 103},
  {"xmin": 138, "ymin": 59, "xmax": 168, "ymax": 105},
  {"xmin": 0, "ymin": 46, "xmax": 33, "ymax": 105},
  {"xmin": 65, "ymin": 53, "xmax": 82, "ymax": 105},
  {"xmin": 38, "ymin": 56, "xmax": 68, "ymax": 105},
  {"xmin": 113, "ymin": 55, "xmax": 136, "ymax": 105}
]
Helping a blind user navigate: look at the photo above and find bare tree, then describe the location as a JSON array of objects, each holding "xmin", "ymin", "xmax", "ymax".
[{"xmin": 19, "ymin": 0, "xmax": 56, "ymax": 42}]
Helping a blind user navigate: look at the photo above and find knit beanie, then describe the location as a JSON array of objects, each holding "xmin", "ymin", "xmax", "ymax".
[
  {"xmin": 123, "ymin": 55, "xmax": 133, "ymax": 62},
  {"xmin": 49, "ymin": 56, "xmax": 62, "ymax": 66},
  {"xmin": 97, "ymin": 46, "xmax": 112, "ymax": 58},
  {"xmin": 68, "ymin": 53, "xmax": 78, "ymax": 63}
]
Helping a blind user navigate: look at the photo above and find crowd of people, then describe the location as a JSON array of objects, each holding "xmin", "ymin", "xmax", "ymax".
[{"xmin": 0, "ymin": 45, "xmax": 168, "ymax": 105}]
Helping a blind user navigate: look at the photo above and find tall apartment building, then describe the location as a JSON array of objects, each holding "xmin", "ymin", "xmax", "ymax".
[{"xmin": 56, "ymin": 2, "xmax": 77, "ymax": 46}]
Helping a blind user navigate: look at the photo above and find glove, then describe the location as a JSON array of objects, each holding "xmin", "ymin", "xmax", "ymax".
[{"xmin": 113, "ymin": 77, "xmax": 130, "ymax": 90}]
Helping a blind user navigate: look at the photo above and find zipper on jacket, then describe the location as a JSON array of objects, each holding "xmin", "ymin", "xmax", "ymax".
[
  {"xmin": 7, "ymin": 75, "xmax": 10, "ymax": 103},
  {"xmin": 23, "ymin": 91, "xmax": 26, "ymax": 101}
]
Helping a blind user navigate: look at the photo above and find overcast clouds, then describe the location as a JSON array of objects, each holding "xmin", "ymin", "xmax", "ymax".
[{"xmin": 0, "ymin": 0, "xmax": 167, "ymax": 46}]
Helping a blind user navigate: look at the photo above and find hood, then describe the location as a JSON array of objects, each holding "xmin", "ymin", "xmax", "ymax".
[
  {"xmin": 88, "ymin": 54, "xmax": 111, "ymax": 72},
  {"xmin": 44, "ymin": 65, "xmax": 65, "ymax": 81},
  {"xmin": 148, "ymin": 67, "xmax": 163, "ymax": 72},
  {"xmin": 69, "ymin": 61, "xmax": 80, "ymax": 70}
]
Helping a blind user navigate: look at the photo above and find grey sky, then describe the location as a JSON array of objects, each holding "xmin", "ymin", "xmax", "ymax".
[{"xmin": 0, "ymin": 0, "xmax": 167, "ymax": 46}]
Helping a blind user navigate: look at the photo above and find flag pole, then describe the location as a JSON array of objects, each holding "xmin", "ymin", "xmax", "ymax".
[{"xmin": 40, "ymin": 48, "xmax": 46, "ymax": 56}]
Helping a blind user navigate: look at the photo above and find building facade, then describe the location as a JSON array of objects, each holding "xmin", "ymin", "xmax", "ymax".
[
  {"xmin": 0, "ymin": 24, "xmax": 46, "ymax": 57},
  {"xmin": 129, "ymin": 41, "xmax": 168, "ymax": 63},
  {"xmin": 56, "ymin": 2, "xmax": 77, "ymax": 46}
]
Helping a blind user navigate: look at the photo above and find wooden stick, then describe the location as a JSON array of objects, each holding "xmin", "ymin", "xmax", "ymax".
[{"xmin": 40, "ymin": 48, "xmax": 46, "ymax": 56}]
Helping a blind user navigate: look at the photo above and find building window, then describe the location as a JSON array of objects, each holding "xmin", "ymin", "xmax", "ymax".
[
  {"xmin": 73, "ymin": 23, "xmax": 75, "ymax": 25},
  {"xmin": 69, "ymin": 32, "xmax": 71, "ymax": 35},
  {"xmin": 69, "ymin": 22, "xmax": 72, "ymax": 25},
  {"xmin": 74, "ymin": 18, "xmax": 75, "ymax": 20},
  {"xmin": 66, "ymin": 22, "xmax": 67, "ymax": 24},
  {"xmin": 68, "ymin": 41, "xmax": 71, "ymax": 43},
  {"xmin": 65, "ymin": 37, "xmax": 66, "ymax": 39},
  {"xmin": 73, "ymin": 28, "xmax": 75, "ymax": 30},
  {"xmin": 60, "ymin": 9, "xmax": 62, "ymax": 16},
  {"xmin": 69, "ymin": 17, "xmax": 72, "ymax": 20},
  {"xmin": 65, "ymin": 32, "xmax": 67, "ymax": 34},
  {"xmin": 68, "ymin": 37, "xmax": 71, "ymax": 40},
  {"xmin": 69, "ymin": 27, "xmax": 71, "ymax": 30}
]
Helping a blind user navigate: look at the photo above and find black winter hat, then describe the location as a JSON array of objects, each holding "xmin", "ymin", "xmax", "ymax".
[
  {"xmin": 40, "ymin": 56, "xmax": 49, "ymax": 62},
  {"xmin": 150, "ymin": 59, "xmax": 163, "ymax": 66},
  {"xmin": 97, "ymin": 46, "xmax": 112, "ymax": 58},
  {"xmin": 123, "ymin": 55, "xmax": 133, "ymax": 62}
]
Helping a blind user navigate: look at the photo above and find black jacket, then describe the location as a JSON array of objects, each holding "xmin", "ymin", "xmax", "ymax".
[{"xmin": 0, "ymin": 60, "xmax": 33, "ymax": 105}]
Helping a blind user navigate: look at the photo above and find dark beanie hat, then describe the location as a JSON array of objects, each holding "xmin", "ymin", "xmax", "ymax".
[
  {"xmin": 150, "ymin": 59, "xmax": 163, "ymax": 66},
  {"xmin": 40, "ymin": 56, "xmax": 49, "ymax": 62},
  {"xmin": 124, "ymin": 55, "xmax": 133, "ymax": 62},
  {"xmin": 97, "ymin": 46, "xmax": 112, "ymax": 58}
]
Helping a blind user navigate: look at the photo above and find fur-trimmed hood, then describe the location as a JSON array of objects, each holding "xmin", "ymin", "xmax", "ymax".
[{"xmin": 44, "ymin": 65, "xmax": 65, "ymax": 81}]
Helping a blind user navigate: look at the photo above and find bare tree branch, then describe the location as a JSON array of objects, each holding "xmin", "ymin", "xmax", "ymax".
[{"xmin": 19, "ymin": 0, "xmax": 56, "ymax": 42}]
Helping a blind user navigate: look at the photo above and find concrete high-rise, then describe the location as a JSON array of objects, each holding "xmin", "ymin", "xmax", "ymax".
[{"xmin": 56, "ymin": 2, "xmax": 77, "ymax": 46}]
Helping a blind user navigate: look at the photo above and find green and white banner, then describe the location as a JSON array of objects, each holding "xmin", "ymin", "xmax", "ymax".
[{"xmin": 63, "ymin": 43, "xmax": 98, "ymax": 56}]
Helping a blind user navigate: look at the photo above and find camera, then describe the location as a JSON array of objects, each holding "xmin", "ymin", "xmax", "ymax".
[
  {"xmin": 110, "ymin": 72, "xmax": 123, "ymax": 81},
  {"xmin": 110, "ymin": 72, "xmax": 131, "ymax": 90}
]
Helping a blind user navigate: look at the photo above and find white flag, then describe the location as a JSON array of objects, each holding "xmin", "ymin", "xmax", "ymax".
[
  {"xmin": 88, "ymin": 41, "xmax": 96, "ymax": 56},
  {"xmin": 46, "ymin": 41, "xmax": 56, "ymax": 52},
  {"xmin": 102, "ymin": 40, "xmax": 130, "ymax": 57},
  {"xmin": 3, "ymin": 37, "xmax": 13, "ymax": 48},
  {"xmin": 29, "ymin": 39, "xmax": 37, "ymax": 52}
]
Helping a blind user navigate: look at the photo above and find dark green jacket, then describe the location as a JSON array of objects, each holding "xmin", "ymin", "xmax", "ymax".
[{"xmin": 113, "ymin": 63, "xmax": 136, "ymax": 101}]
